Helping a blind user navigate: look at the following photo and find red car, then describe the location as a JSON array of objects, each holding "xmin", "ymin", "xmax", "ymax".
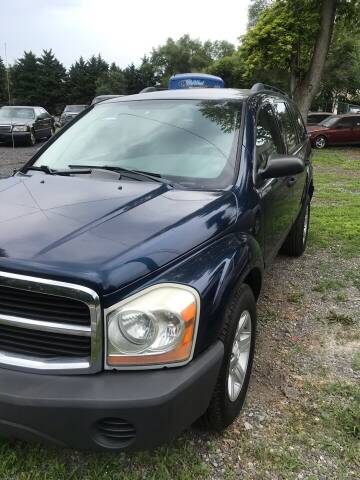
[{"xmin": 308, "ymin": 114, "xmax": 360, "ymax": 149}]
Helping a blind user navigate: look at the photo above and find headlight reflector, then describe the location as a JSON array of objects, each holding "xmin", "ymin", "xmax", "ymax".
[{"xmin": 106, "ymin": 285, "xmax": 199, "ymax": 367}]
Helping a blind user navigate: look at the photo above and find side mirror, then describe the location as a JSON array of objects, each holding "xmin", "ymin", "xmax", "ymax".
[{"xmin": 259, "ymin": 154, "xmax": 305, "ymax": 179}]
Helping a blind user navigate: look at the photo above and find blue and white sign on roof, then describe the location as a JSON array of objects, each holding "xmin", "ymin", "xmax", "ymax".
[{"xmin": 168, "ymin": 73, "xmax": 225, "ymax": 90}]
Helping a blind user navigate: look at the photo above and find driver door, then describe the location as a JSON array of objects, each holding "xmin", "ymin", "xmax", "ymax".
[{"xmin": 255, "ymin": 103, "xmax": 293, "ymax": 262}]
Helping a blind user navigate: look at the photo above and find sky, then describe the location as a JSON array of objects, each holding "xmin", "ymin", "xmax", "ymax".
[{"xmin": 1, "ymin": 0, "xmax": 250, "ymax": 68}]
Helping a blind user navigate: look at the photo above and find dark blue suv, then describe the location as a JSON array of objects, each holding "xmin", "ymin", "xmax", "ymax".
[{"xmin": 0, "ymin": 83, "xmax": 313, "ymax": 451}]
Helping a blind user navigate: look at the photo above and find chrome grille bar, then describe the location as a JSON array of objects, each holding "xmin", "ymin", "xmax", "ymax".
[{"xmin": 0, "ymin": 271, "xmax": 102, "ymax": 374}]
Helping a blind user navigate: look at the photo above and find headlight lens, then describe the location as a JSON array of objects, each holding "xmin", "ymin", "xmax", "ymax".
[
  {"xmin": 106, "ymin": 285, "xmax": 199, "ymax": 367},
  {"xmin": 12, "ymin": 125, "xmax": 28, "ymax": 132}
]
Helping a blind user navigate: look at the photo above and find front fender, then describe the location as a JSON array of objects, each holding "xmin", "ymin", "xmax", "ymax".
[{"xmin": 125, "ymin": 233, "xmax": 264, "ymax": 355}]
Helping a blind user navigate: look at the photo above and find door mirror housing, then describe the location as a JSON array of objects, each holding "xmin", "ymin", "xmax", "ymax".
[{"xmin": 258, "ymin": 154, "xmax": 305, "ymax": 179}]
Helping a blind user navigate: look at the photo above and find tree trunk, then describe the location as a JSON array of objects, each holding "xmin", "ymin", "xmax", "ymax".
[{"xmin": 293, "ymin": 0, "xmax": 337, "ymax": 119}]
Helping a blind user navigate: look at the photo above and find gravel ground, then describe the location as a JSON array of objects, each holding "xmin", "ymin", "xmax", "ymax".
[{"xmin": 0, "ymin": 143, "xmax": 39, "ymax": 178}]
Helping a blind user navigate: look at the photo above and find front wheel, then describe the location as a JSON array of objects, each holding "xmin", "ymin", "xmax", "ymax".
[
  {"xmin": 314, "ymin": 135, "xmax": 327, "ymax": 149},
  {"xmin": 200, "ymin": 284, "xmax": 256, "ymax": 431}
]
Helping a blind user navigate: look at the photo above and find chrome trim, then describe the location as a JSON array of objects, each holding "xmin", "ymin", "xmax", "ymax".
[
  {"xmin": 0, "ymin": 271, "xmax": 102, "ymax": 374},
  {"xmin": 0, "ymin": 313, "xmax": 91, "ymax": 336},
  {"xmin": 104, "ymin": 283, "xmax": 201, "ymax": 371}
]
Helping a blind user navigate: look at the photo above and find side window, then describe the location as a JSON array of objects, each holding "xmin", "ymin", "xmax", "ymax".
[
  {"xmin": 336, "ymin": 117, "xmax": 353, "ymax": 128},
  {"xmin": 255, "ymin": 104, "xmax": 283, "ymax": 173},
  {"xmin": 273, "ymin": 101, "xmax": 298, "ymax": 153}
]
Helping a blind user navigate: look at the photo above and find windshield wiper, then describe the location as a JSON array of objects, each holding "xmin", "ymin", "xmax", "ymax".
[
  {"xmin": 24, "ymin": 165, "xmax": 92, "ymax": 176},
  {"xmin": 68, "ymin": 164, "xmax": 176, "ymax": 187}
]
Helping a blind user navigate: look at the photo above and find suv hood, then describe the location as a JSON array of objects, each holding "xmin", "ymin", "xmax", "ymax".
[{"xmin": 0, "ymin": 174, "xmax": 237, "ymax": 294}]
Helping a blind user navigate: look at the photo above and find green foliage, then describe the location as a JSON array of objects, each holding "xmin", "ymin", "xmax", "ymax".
[
  {"xmin": 312, "ymin": 22, "xmax": 360, "ymax": 111},
  {"xmin": 240, "ymin": 0, "xmax": 320, "ymax": 92},
  {"xmin": 150, "ymin": 34, "xmax": 235, "ymax": 85},
  {"xmin": 67, "ymin": 56, "xmax": 89, "ymax": 104},
  {"xmin": 38, "ymin": 49, "xmax": 67, "ymax": 114},
  {"xmin": 247, "ymin": 0, "xmax": 270, "ymax": 28},
  {"xmin": 207, "ymin": 54, "xmax": 245, "ymax": 88},
  {"xmin": 0, "ymin": 57, "xmax": 8, "ymax": 105},
  {"xmin": 96, "ymin": 63, "xmax": 126, "ymax": 95},
  {"xmin": 11, "ymin": 51, "xmax": 42, "ymax": 105}
]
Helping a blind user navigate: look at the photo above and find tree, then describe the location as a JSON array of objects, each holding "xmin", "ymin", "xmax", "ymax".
[
  {"xmin": 67, "ymin": 57, "xmax": 91, "ymax": 104},
  {"xmin": 150, "ymin": 35, "xmax": 234, "ymax": 85},
  {"xmin": 240, "ymin": 0, "xmax": 360, "ymax": 118},
  {"xmin": 314, "ymin": 25, "xmax": 360, "ymax": 111},
  {"xmin": 11, "ymin": 51, "xmax": 42, "ymax": 105},
  {"xmin": 96, "ymin": 63, "xmax": 126, "ymax": 95},
  {"xmin": 86, "ymin": 54, "xmax": 109, "ymax": 99},
  {"xmin": 247, "ymin": 0, "xmax": 270, "ymax": 28},
  {"xmin": 208, "ymin": 55, "xmax": 245, "ymax": 88},
  {"xmin": 38, "ymin": 49, "xmax": 67, "ymax": 113},
  {"xmin": 0, "ymin": 57, "xmax": 8, "ymax": 105}
]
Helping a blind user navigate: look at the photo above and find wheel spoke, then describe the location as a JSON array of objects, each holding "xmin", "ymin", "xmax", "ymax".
[
  {"xmin": 227, "ymin": 309, "xmax": 252, "ymax": 402},
  {"xmin": 238, "ymin": 333, "xmax": 251, "ymax": 353},
  {"xmin": 232, "ymin": 362, "xmax": 245, "ymax": 386}
]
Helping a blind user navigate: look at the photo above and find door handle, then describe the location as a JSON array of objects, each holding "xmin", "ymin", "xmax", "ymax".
[{"xmin": 287, "ymin": 177, "xmax": 297, "ymax": 187}]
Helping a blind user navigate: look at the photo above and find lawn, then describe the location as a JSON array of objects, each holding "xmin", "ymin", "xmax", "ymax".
[{"xmin": 0, "ymin": 148, "xmax": 359, "ymax": 480}]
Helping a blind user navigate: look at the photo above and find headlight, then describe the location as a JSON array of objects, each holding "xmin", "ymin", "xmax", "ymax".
[
  {"xmin": 106, "ymin": 284, "xmax": 199, "ymax": 368},
  {"xmin": 12, "ymin": 125, "xmax": 28, "ymax": 132}
]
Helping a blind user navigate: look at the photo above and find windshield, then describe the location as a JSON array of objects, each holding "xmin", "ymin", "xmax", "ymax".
[
  {"xmin": 34, "ymin": 99, "xmax": 242, "ymax": 189},
  {"xmin": 0, "ymin": 107, "xmax": 35, "ymax": 120},
  {"xmin": 320, "ymin": 116, "xmax": 340, "ymax": 127},
  {"xmin": 64, "ymin": 105, "xmax": 86, "ymax": 113}
]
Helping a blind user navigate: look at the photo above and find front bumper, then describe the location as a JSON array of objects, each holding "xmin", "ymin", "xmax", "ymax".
[
  {"xmin": 0, "ymin": 341, "xmax": 223, "ymax": 451},
  {"xmin": 0, "ymin": 132, "xmax": 31, "ymax": 143}
]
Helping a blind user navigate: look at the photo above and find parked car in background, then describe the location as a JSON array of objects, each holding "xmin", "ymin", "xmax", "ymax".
[
  {"xmin": 308, "ymin": 114, "xmax": 360, "ymax": 148},
  {"xmin": 0, "ymin": 83, "xmax": 313, "ymax": 451},
  {"xmin": 59, "ymin": 105, "xmax": 88, "ymax": 127},
  {"xmin": 91, "ymin": 95, "xmax": 123, "ymax": 105},
  {"xmin": 0, "ymin": 106, "xmax": 54, "ymax": 146},
  {"xmin": 306, "ymin": 111, "xmax": 332, "ymax": 126}
]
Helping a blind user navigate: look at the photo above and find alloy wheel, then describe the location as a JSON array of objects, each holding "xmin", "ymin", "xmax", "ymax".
[{"xmin": 227, "ymin": 310, "xmax": 252, "ymax": 402}]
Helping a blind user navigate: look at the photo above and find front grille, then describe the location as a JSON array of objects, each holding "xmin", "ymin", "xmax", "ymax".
[
  {"xmin": 95, "ymin": 418, "xmax": 136, "ymax": 447},
  {"xmin": 0, "ymin": 324, "xmax": 91, "ymax": 358},
  {"xmin": 0, "ymin": 271, "xmax": 101, "ymax": 374},
  {"xmin": 0, "ymin": 285, "xmax": 91, "ymax": 326},
  {"xmin": 0, "ymin": 125, "xmax": 11, "ymax": 134}
]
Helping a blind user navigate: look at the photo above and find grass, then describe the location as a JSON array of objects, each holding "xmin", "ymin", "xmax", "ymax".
[
  {"xmin": 326, "ymin": 311, "xmax": 355, "ymax": 326},
  {"xmin": 307, "ymin": 149, "xmax": 360, "ymax": 257},
  {"xmin": 352, "ymin": 351, "xmax": 360, "ymax": 372},
  {"xmin": 0, "ymin": 147, "xmax": 359, "ymax": 479}
]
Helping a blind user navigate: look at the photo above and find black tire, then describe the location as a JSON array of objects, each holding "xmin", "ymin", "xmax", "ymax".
[
  {"xmin": 281, "ymin": 197, "xmax": 310, "ymax": 257},
  {"xmin": 200, "ymin": 283, "xmax": 256, "ymax": 431},
  {"xmin": 27, "ymin": 129, "xmax": 36, "ymax": 146},
  {"xmin": 314, "ymin": 135, "xmax": 327, "ymax": 149}
]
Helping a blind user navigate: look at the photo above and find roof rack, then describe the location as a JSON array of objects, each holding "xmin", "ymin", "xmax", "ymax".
[
  {"xmin": 250, "ymin": 83, "xmax": 287, "ymax": 97},
  {"xmin": 140, "ymin": 86, "xmax": 167, "ymax": 93}
]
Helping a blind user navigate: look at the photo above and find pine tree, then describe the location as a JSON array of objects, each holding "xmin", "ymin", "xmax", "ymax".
[
  {"xmin": 67, "ymin": 57, "xmax": 90, "ymax": 104},
  {"xmin": 38, "ymin": 49, "xmax": 67, "ymax": 114},
  {"xmin": 95, "ymin": 63, "xmax": 126, "ymax": 95},
  {"xmin": 0, "ymin": 57, "xmax": 8, "ymax": 105},
  {"xmin": 11, "ymin": 51, "xmax": 42, "ymax": 105}
]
